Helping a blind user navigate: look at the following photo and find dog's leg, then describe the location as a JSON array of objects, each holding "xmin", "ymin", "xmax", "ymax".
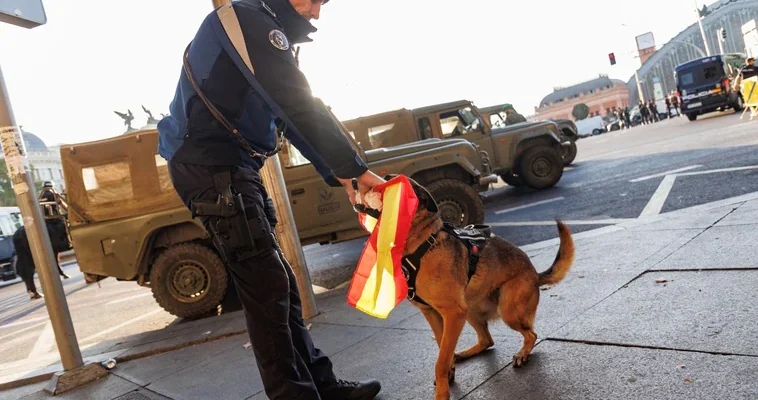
[
  {"xmin": 498, "ymin": 283, "xmax": 539, "ymax": 368},
  {"xmin": 454, "ymin": 314, "xmax": 494, "ymax": 361},
  {"xmin": 434, "ymin": 305, "xmax": 467, "ymax": 400},
  {"xmin": 419, "ymin": 306, "xmax": 444, "ymax": 348}
]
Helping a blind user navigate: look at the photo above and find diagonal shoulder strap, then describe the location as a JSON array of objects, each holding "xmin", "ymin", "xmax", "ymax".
[{"xmin": 210, "ymin": 3, "xmax": 303, "ymax": 141}]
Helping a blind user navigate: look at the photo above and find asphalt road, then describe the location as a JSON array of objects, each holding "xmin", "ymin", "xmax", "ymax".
[{"xmin": 1, "ymin": 109, "xmax": 756, "ymax": 374}]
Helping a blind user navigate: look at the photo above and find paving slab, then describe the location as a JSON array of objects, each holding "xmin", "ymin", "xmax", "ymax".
[
  {"xmin": 112, "ymin": 335, "xmax": 243, "ymax": 386},
  {"xmin": 528, "ymin": 228, "xmax": 699, "ymax": 273},
  {"xmin": 633, "ymin": 204, "xmax": 738, "ymax": 231},
  {"xmin": 394, "ymin": 271, "xmax": 640, "ymax": 338},
  {"xmin": 0, "ymin": 380, "xmax": 47, "ymax": 400},
  {"xmin": 18, "ymin": 375, "xmax": 140, "ymax": 400},
  {"xmin": 464, "ymin": 340, "xmax": 758, "ymax": 400},
  {"xmin": 716, "ymin": 205, "xmax": 758, "ymax": 226},
  {"xmin": 652, "ymin": 225, "xmax": 758, "ymax": 270},
  {"xmin": 325, "ymin": 329, "xmax": 518, "ymax": 400},
  {"xmin": 552, "ymin": 270, "xmax": 758, "ymax": 356},
  {"xmin": 143, "ymin": 323, "xmax": 381, "ymax": 400}
]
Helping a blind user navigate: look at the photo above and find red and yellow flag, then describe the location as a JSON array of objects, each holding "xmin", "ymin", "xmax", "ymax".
[{"xmin": 347, "ymin": 175, "xmax": 419, "ymax": 319}]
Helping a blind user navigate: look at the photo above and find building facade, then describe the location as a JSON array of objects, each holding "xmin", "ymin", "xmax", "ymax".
[
  {"xmin": 533, "ymin": 75, "xmax": 631, "ymax": 121},
  {"xmin": 628, "ymin": 0, "xmax": 758, "ymax": 104}
]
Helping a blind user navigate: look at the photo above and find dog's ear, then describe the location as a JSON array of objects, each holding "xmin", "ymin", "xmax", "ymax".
[{"xmin": 408, "ymin": 179, "xmax": 438, "ymax": 214}]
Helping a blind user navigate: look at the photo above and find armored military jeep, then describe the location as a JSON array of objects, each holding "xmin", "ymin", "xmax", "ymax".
[
  {"xmin": 60, "ymin": 125, "xmax": 495, "ymax": 318},
  {"xmin": 342, "ymin": 100, "xmax": 570, "ymax": 190},
  {"xmin": 478, "ymin": 104, "xmax": 579, "ymax": 166}
]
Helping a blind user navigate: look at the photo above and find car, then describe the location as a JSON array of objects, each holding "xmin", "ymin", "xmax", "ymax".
[
  {"xmin": 0, "ymin": 207, "xmax": 23, "ymax": 281},
  {"xmin": 675, "ymin": 53, "xmax": 747, "ymax": 121}
]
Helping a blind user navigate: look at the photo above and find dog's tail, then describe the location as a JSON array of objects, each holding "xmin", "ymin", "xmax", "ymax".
[{"xmin": 537, "ymin": 220, "xmax": 575, "ymax": 287}]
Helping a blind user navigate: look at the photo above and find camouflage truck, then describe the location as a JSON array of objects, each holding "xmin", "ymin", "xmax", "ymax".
[
  {"xmin": 59, "ymin": 126, "xmax": 495, "ymax": 318},
  {"xmin": 478, "ymin": 104, "xmax": 579, "ymax": 166},
  {"xmin": 342, "ymin": 100, "xmax": 570, "ymax": 190}
]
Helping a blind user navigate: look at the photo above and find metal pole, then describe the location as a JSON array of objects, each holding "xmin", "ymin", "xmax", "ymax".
[
  {"xmin": 635, "ymin": 69, "xmax": 645, "ymax": 103},
  {"xmin": 0, "ymin": 65, "xmax": 83, "ymax": 370},
  {"xmin": 210, "ymin": 0, "xmax": 317, "ymax": 319},
  {"xmin": 695, "ymin": 2, "xmax": 712, "ymax": 56}
]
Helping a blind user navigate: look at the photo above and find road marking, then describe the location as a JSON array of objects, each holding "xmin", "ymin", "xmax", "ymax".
[
  {"xmin": 629, "ymin": 165, "xmax": 703, "ymax": 182},
  {"xmin": 79, "ymin": 309, "xmax": 162, "ymax": 345},
  {"xmin": 0, "ymin": 315, "xmax": 54, "ymax": 330},
  {"xmin": 640, "ymin": 175, "xmax": 677, "ymax": 217},
  {"xmin": 105, "ymin": 292, "xmax": 153, "ymax": 306},
  {"xmin": 27, "ymin": 321, "xmax": 54, "ymax": 359},
  {"xmin": 489, "ymin": 219, "xmax": 635, "ymax": 227},
  {"xmin": 494, "ymin": 197, "xmax": 565, "ymax": 215},
  {"xmin": 0, "ymin": 321, "xmax": 46, "ymax": 341},
  {"xmin": 676, "ymin": 165, "xmax": 758, "ymax": 177}
]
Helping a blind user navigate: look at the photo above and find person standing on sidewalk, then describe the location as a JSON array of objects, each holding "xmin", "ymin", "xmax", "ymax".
[{"xmin": 157, "ymin": 1, "xmax": 383, "ymax": 399}]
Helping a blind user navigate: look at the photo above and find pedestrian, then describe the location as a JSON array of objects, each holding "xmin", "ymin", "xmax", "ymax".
[
  {"xmin": 671, "ymin": 91, "xmax": 681, "ymax": 117},
  {"xmin": 639, "ymin": 101, "xmax": 650, "ymax": 125},
  {"xmin": 624, "ymin": 107, "xmax": 631, "ymax": 128},
  {"xmin": 13, "ymin": 218, "xmax": 71, "ymax": 300},
  {"xmin": 649, "ymin": 100, "xmax": 660, "ymax": 122},
  {"xmin": 665, "ymin": 96, "xmax": 672, "ymax": 118},
  {"xmin": 157, "ymin": 1, "xmax": 383, "ymax": 399}
]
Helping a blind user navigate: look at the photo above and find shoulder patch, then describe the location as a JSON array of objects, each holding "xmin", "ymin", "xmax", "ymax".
[
  {"xmin": 269, "ymin": 29, "xmax": 290, "ymax": 51},
  {"xmin": 260, "ymin": 1, "xmax": 276, "ymax": 18}
]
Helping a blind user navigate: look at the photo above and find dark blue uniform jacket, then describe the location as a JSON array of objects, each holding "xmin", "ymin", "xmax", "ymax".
[{"xmin": 157, "ymin": 0, "xmax": 367, "ymax": 186}]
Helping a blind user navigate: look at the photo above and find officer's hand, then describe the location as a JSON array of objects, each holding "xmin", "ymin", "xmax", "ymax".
[{"xmin": 338, "ymin": 171, "xmax": 385, "ymax": 206}]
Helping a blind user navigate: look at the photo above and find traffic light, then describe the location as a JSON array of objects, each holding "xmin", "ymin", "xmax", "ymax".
[
  {"xmin": 609, "ymin": 52, "xmax": 616, "ymax": 66},
  {"xmin": 721, "ymin": 28, "xmax": 727, "ymax": 40}
]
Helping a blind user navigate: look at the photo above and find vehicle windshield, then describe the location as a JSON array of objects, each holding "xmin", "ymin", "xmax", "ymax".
[{"xmin": 677, "ymin": 61, "xmax": 723, "ymax": 87}]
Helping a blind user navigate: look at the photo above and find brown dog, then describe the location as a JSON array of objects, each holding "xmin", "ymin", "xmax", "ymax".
[{"xmin": 386, "ymin": 179, "xmax": 575, "ymax": 400}]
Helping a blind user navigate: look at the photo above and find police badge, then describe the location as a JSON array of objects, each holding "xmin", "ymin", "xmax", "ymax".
[{"xmin": 269, "ymin": 29, "xmax": 290, "ymax": 51}]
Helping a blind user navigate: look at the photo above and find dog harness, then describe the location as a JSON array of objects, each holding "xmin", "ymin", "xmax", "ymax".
[{"xmin": 402, "ymin": 223, "xmax": 492, "ymax": 306}]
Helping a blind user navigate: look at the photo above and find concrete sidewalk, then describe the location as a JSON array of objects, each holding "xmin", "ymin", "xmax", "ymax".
[{"xmin": 4, "ymin": 194, "xmax": 758, "ymax": 399}]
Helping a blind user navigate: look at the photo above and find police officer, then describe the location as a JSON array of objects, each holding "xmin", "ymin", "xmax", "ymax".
[
  {"xmin": 736, "ymin": 57, "xmax": 756, "ymax": 88},
  {"xmin": 157, "ymin": 1, "xmax": 383, "ymax": 399}
]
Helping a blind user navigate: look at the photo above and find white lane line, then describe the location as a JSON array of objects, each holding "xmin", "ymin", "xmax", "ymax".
[
  {"xmin": 629, "ymin": 165, "xmax": 703, "ymax": 182},
  {"xmin": 489, "ymin": 219, "xmax": 635, "ymax": 227},
  {"xmin": 0, "ymin": 315, "xmax": 55, "ymax": 330},
  {"xmin": 27, "ymin": 321, "xmax": 55, "ymax": 359},
  {"xmin": 79, "ymin": 309, "xmax": 162, "ymax": 345},
  {"xmin": 0, "ymin": 321, "xmax": 46, "ymax": 341},
  {"xmin": 640, "ymin": 175, "xmax": 677, "ymax": 217},
  {"xmin": 676, "ymin": 165, "xmax": 758, "ymax": 177},
  {"xmin": 105, "ymin": 292, "xmax": 154, "ymax": 306},
  {"xmin": 494, "ymin": 197, "xmax": 565, "ymax": 215}
]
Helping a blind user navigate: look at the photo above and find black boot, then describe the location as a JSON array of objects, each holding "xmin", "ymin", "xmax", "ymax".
[{"xmin": 319, "ymin": 379, "xmax": 381, "ymax": 400}]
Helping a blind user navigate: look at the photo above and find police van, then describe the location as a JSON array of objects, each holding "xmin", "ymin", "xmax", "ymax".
[{"xmin": 675, "ymin": 53, "xmax": 747, "ymax": 121}]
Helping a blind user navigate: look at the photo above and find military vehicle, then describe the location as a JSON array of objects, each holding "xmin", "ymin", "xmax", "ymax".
[
  {"xmin": 59, "ymin": 125, "xmax": 496, "ymax": 318},
  {"xmin": 343, "ymin": 100, "xmax": 570, "ymax": 190},
  {"xmin": 478, "ymin": 104, "xmax": 579, "ymax": 166}
]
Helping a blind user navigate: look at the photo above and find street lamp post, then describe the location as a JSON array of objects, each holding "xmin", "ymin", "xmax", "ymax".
[{"xmin": 695, "ymin": 0, "xmax": 713, "ymax": 56}]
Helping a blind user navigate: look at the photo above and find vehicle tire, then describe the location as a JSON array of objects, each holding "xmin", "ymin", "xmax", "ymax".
[
  {"xmin": 500, "ymin": 172, "xmax": 524, "ymax": 187},
  {"xmin": 150, "ymin": 242, "xmax": 228, "ymax": 319},
  {"xmin": 517, "ymin": 146, "xmax": 564, "ymax": 190},
  {"xmin": 426, "ymin": 179, "xmax": 485, "ymax": 227},
  {"xmin": 733, "ymin": 95, "xmax": 744, "ymax": 112},
  {"xmin": 592, "ymin": 129, "xmax": 603, "ymax": 135},
  {"xmin": 686, "ymin": 113, "xmax": 697, "ymax": 121},
  {"xmin": 561, "ymin": 140, "xmax": 578, "ymax": 165}
]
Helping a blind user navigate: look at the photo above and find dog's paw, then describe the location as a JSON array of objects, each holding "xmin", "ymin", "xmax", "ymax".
[{"xmin": 512, "ymin": 352, "xmax": 531, "ymax": 368}]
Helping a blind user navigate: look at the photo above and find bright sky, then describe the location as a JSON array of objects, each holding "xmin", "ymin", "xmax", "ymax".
[{"xmin": 0, "ymin": 0, "xmax": 717, "ymax": 147}]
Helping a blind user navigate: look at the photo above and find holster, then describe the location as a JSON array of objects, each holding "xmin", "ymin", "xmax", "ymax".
[{"xmin": 190, "ymin": 171, "xmax": 271, "ymax": 263}]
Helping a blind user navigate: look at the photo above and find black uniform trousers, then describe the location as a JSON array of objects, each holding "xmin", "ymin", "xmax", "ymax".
[{"xmin": 168, "ymin": 161, "xmax": 337, "ymax": 400}]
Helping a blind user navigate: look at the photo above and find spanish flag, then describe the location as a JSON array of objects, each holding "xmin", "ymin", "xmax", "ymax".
[{"xmin": 347, "ymin": 175, "xmax": 419, "ymax": 319}]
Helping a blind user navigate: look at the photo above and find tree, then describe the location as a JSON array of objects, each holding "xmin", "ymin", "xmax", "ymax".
[{"xmin": 572, "ymin": 103, "xmax": 590, "ymax": 121}]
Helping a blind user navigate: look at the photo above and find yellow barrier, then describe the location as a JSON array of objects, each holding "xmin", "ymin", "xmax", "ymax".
[{"xmin": 741, "ymin": 77, "xmax": 758, "ymax": 120}]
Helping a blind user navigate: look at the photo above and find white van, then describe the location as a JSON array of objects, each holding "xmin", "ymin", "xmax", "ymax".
[
  {"xmin": 0, "ymin": 206, "xmax": 22, "ymax": 281},
  {"xmin": 574, "ymin": 116, "xmax": 606, "ymax": 137}
]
